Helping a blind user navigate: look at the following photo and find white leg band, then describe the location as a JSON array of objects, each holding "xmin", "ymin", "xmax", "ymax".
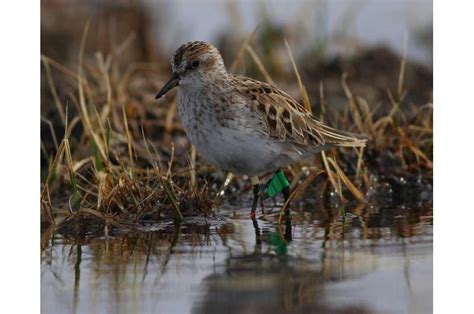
[{"xmin": 250, "ymin": 176, "xmax": 259, "ymax": 186}]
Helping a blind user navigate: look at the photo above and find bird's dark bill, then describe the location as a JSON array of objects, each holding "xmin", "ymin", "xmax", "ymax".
[{"xmin": 156, "ymin": 72, "xmax": 180, "ymax": 99}]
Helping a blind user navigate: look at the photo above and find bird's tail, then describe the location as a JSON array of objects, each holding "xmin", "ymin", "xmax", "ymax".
[{"xmin": 313, "ymin": 121, "xmax": 368, "ymax": 148}]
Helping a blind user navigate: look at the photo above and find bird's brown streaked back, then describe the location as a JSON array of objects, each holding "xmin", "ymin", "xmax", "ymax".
[{"xmin": 232, "ymin": 75, "xmax": 367, "ymax": 148}]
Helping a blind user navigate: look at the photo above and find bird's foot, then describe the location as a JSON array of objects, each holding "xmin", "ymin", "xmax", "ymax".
[{"xmin": 249, "ymin": 211, "xmax": 257, "ymax": 219}]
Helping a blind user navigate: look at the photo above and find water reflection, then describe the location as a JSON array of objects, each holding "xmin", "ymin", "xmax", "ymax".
[
  {"xmin": 41, "ymin": 204, "xmax": 432, "ymax": 313},
  {"xmin": 194, "ymin": 214, "xmax": 369, "ymax": 313},
  {"xmin": 251, "ymin": 213, "xmax": 292, "ymax": 246}
]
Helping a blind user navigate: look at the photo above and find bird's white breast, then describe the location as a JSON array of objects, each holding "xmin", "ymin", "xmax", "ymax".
[{"xmin": 176, "ymin": 87, "xmax": 289, "ymax": 175}]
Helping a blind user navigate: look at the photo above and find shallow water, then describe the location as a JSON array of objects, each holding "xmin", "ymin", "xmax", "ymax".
[{"xmin": 41, "ymin": 203, "xmax": 432, "ymax": 314}]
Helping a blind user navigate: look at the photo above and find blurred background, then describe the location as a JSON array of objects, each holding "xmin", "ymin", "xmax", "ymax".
[
  {"xmin": 42, "ymin": 0, "xmax": 433, "ymax": 63},
  {"xmin": 154, "ymin": 0, "xmax": 432, "ymax": 65},
  {"xmin": 41, "ymin": 0, "xmax": 433, "ymax": 107}
]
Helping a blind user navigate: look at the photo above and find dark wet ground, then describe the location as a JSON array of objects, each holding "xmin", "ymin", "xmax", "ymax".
[{"xmin": 41, "ymin": 199, "xmax": 432, "ymax": 314}]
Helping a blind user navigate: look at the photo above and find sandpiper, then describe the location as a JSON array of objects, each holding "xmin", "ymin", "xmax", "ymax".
[{"xmin": 156, "ymin": 41, "xmax": 366, "ymax": 214}]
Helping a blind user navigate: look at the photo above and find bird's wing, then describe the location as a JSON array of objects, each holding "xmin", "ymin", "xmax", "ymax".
[{"xmin": 232, "ymin": 75, "xmax": 367, "ymax": 148}]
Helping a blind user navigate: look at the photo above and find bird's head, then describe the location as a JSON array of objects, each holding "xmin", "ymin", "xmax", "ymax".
[{"xmin": 156, "ymin": 41, "xmax": 226, "ymax": 99}]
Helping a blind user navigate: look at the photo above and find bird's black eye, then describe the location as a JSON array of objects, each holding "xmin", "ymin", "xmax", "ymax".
[{"xmin": 191, "ymin": 60, "xmax": 200, "ymax": 68}]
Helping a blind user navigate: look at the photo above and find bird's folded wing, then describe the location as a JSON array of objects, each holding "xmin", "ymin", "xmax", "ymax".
[{"xmin": 233, "ymin": 75, "xmax": 367, "ymax": 148}]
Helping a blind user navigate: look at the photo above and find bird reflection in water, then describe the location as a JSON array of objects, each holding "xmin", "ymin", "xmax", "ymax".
[{"xmin": 251, "ymin": 210, "xmax": 292, "ymax": 251}]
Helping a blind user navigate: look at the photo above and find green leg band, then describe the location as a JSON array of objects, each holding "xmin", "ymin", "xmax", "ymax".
[{"xmin": 266, "ymin": 170, "xmax": 290, "ymax": 198}]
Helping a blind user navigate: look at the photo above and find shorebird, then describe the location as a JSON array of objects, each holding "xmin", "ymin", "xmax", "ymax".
[{"xmin": 156, "ymin": 41, "xmax": 366, "ymax": 215}]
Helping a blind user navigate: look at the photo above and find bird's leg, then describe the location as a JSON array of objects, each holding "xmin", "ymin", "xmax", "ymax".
[
  {"xmin": 262, "ymin": 169, "xmax": 292, "ymax": 214},
  {"xmin": 284, "ymin": 212, "xmax": 292, "ymax": 242},
  {"xmin": 251, "ymin": 213, "xmax": 262, "ymax": 244},
  {"xmin": 250, "ymin": 176, "xmax": 260, "ymax": 218},
  {"xmin": 263, "ymin": 169, "xmax": 291, "ymax": 217},
  {"xmin": 282, "ymin": 182, "xmax": 291, "ymax": 219},
  {"xmin": 274, "ymin": 169, "xmax": 291, "ymax": 219}
]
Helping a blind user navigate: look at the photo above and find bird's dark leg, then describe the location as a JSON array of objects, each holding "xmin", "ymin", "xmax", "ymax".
[
  {"xmin": 251, "ymin": 214, "xmax": 262, "ymax": 244},
  {"xmin": 250, "ymin": 176, "xmax": 260, "ymax": 217},
  {"xmin": 282, "ymin": 185, "xmax": 290, "ymax": 212},
  {"xmin": 284, "ymin": 213, "xmax": 292, "ymax": 242},
  {"xmin": 278, "ymin": 169, "xmax": 291, "ymax": 219}
]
